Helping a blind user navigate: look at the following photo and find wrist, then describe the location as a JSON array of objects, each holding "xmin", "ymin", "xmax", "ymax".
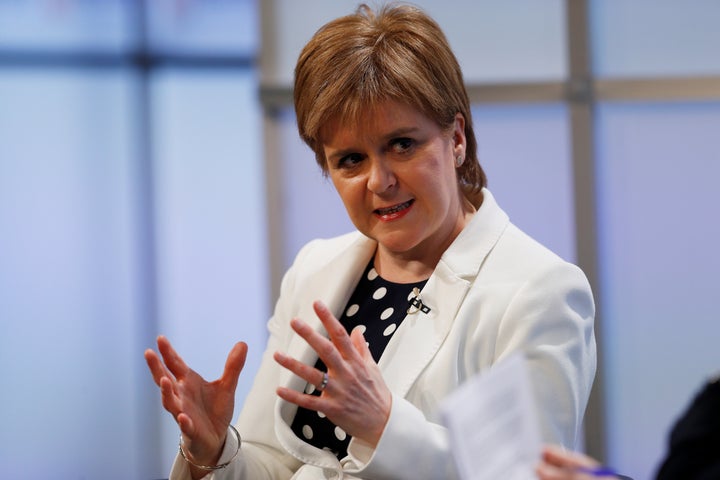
[{"xmin": 179, "ymin": 425, "xmax": 242, "ymax": 471}]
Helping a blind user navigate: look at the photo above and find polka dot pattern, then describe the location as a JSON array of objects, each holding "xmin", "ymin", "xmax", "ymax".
[
  {"xmin": 372, "ymin": 287, "xmax": 387, "ymax": 300},
  {"xmin": 367, "ymin": 268, "xmax": 378, "ymax": 281},
  {"xmin": 290, "ymin": 260, "xmax": 428, "ymax": 460}
]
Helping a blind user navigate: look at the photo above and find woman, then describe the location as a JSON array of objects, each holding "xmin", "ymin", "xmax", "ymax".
[{"xmin": 145, "ymin": 4, "xmax": 596, "ymax": 479}]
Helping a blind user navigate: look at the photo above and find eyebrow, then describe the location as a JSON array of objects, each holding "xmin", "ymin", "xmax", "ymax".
[{"xmin": 383, "ymin": 126, "xmax": 420, "ymax": 140}]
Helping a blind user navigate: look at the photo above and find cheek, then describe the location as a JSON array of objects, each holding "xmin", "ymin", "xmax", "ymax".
[
  {"xmin": 331, "ymin": 178, "xmax": 364, "ymax": 209},
  {"xmin": 416, "ymin": 167, "xmax": 461, "ymax": 205},
  {"xmin": 408, "ymin": 159, "xmax": 455, "ymax": 192}
]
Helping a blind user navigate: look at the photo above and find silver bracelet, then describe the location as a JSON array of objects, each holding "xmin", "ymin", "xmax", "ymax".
[{"xmin": 178, "ymin": 424, "xmax": 241, "ymax": 471}]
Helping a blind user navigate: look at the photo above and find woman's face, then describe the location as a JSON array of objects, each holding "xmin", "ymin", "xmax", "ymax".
[{"xmin": 321, "ymin": 101, "xmax": 469, "ymax": 263}]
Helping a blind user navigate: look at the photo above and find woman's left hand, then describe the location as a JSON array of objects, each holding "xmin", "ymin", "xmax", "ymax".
[{"xmin": 274, "ymin": 300, "xmax": 392, "ymax": 447}]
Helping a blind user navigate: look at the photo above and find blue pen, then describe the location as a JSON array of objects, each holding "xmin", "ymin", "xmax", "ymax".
[{"xmin": 576, "ymin": 466, "xmax": 621, "ymax": 477}]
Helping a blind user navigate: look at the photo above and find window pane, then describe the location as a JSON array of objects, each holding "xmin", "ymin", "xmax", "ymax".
[
  {"xmin": 473, "ymin": 104, "xmax": 576, "ymax": 262},
  {"xmin": 0, "ymin": 0, "xmax": 133, "ymax": 51},
  {"xmin": 596, "ymin": 102, "xmax": 720, "ymax": 480},
  {"xmin": 147, "ymin": 0, "xmax": 258, "ymax": 55},
  {"xmin": 151, "ymin": 69, "xmax": 269, "ymax": 468},
  {"xmin": 591, "ymin": 0, "xmax": 720, "ymax": 77},
  {"xmin": 0, "ymin": 70, "xmax": 147, "ymax": 478},
  {"xmin": 265, "ymin": 0, "xmax": 566, "ymax": 85},
  {"xmin": 429, "ymin": 0, "xmax": 567, "ymax": 83},
  {"xmin": 273, "ymin": 107, "xmax": 354, "ymax": 268}
]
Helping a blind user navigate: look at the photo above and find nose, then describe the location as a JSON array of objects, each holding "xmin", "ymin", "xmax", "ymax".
[{"xmin": 367, "ymin": 157, "xmax": 396, "ymax": 195}]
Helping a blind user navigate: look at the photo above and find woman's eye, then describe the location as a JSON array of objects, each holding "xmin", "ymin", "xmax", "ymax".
[
  {"xmin": 337, "ymin": 153, "xmax": 364, "ymax": 169},
  {"xmin": 390, "ymin": 138, "xmax": 414, "ymax": 153}
]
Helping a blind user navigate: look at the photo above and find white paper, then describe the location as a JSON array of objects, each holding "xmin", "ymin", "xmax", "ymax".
[{"xmin": 440, "ymin": 353, "xmax": 541, "ymax": 480}]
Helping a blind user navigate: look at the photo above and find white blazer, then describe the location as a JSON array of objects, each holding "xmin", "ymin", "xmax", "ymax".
[{"xmin": 170, "ymin": 189, "xmax": 597, "ymax": 480}]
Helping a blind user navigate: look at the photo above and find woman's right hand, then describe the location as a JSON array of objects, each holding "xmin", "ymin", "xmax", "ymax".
[{"xmin": 144, "ymin": 336, "xmax": 248, "ymax": 471}]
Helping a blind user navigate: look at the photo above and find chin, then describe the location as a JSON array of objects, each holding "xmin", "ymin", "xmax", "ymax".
[{"xmin": 376, "ymin": 237, "xmax": 420, "ymax": 255}]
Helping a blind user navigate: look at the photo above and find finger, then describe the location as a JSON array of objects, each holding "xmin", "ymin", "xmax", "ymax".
[
  {"xmin": 144, "ymin": 348, "xmax": 171, "ymax": 387},
  {"xmin": 536, "ymin": 462, "xmax": 576, "ymax": 480},
  {"xmin": 176, "ymin": 412, "xmax": 196, "ymax": 438},
  {"xmin": 543, "ymin": 445, "xmax": 599, "ymax": 469},
  {"xmin": 536, "ymin": 463, "xmax": 602, "ymax": 480},
  {"xmin": 274, "ymin": 351, "xmax": 326, "ymax": 389},
  {"xmin": 277, "ymin": 385, "xmax": 325, "ymax": 412},
  {"xmin": 313, "ymin": 301, "xmax": 361, "ymax": 362},
  {"xmin": 159, "ymin": 376, "xmax": 183, "ymax": 418},
  {"xmin": 350, "ymin": 326, "xmax": 372, "ymax": 362},
  {"xmin": 290, "ymin": 317, "xmax": 346, "ymax": 371},
  {"xmin": 157, "ymin": 335, "xmax": 190, "ymax": 380},
  {"xmin": 220, "ymin": 342, "xmax": 248, "ymax": 390}
]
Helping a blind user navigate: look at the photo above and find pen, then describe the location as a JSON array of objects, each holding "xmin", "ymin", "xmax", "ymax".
[{"xmin": 575, "ymin": 466, "xmax": 620, "ymax": 477}]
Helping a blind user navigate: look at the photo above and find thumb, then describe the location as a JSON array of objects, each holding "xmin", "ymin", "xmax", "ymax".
[{"xmin": 221, "ymin": 342, "xmax": 248, "ymax": 390}]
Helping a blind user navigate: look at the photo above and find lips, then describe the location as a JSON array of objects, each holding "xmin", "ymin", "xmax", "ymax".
[{"xmin": 374, "ymin": 200, "xmax": 413, "ymax": 217}]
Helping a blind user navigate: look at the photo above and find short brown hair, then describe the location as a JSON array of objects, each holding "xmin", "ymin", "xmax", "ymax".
[{"xmin": 293, "ymin": 3, "xmax": 486, "ymax": 205}]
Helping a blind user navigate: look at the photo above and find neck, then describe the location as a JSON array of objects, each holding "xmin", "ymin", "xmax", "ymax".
[{"xmin": 372, "ymin": 252, "xmax": 435, "ymax": 284}]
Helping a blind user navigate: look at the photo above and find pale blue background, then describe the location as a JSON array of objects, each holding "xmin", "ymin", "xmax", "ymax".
[{"xmin": 1, "ymin": 1, "xmax": 719, "ymax": 479}]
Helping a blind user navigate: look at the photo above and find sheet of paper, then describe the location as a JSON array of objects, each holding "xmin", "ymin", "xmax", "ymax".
[{"xmin": 440, "ymin": 353, "xmax": 541, "ymax": 480}]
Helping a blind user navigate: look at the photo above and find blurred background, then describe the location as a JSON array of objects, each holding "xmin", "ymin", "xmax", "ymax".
[{"xmin": 0, "ymin": 1, "xmax": 718, "ymax": 479}]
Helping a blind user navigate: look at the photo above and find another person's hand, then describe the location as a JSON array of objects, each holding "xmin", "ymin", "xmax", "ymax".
[
  {"xmin": 536, "ymin": 445, "xmax": 619, "ymax": 480},
  {"xmin": 274, "ymin": 300, "xmax": 392, "ymax": 447},
  {"xmin": 145, "ymin": 336, "xmax": 248, "ymax": 470}
]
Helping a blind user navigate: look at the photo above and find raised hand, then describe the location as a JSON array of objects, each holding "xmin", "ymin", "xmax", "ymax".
[
  {"xmin": 273, "ymin": 301, "xmax": 392, "ymax": 447},
  {"xmin": 145, "ymin": 336, "xmax": 248, "ymax": 470}
]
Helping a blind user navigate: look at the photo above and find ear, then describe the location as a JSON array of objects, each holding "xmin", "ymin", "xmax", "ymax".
[{"xmin": 452, "ymin": 113, "xmax": 466, "ymax": 160}]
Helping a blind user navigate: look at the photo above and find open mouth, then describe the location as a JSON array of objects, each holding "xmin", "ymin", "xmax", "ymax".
[{"xmin": 374, "ymin": 200, "xmax": 413, "ymax": 216}]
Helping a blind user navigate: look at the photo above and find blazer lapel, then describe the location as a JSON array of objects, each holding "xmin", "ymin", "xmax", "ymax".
[{"xmin": 377, "ymin": 261, "xmax": 469, "ymax": 397}]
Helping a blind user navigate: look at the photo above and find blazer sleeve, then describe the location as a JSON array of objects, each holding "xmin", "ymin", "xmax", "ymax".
[
  {"xmin": 494, "ymin": 261, "xmax": 596, "ymax": 447},
  {"xmin": 344, "ymin": 394, "xmax": 458, "ymax": 479}
]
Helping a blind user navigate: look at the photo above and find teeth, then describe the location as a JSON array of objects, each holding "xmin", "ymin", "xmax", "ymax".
[{"xmin": 377, "ymin": 201, "xmax": 410, "ymax": 215}]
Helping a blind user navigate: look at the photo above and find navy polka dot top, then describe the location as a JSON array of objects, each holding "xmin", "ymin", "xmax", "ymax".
[{"xmin": 290, "ymin": 260, "xmax": 428, "ymax": 459}]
